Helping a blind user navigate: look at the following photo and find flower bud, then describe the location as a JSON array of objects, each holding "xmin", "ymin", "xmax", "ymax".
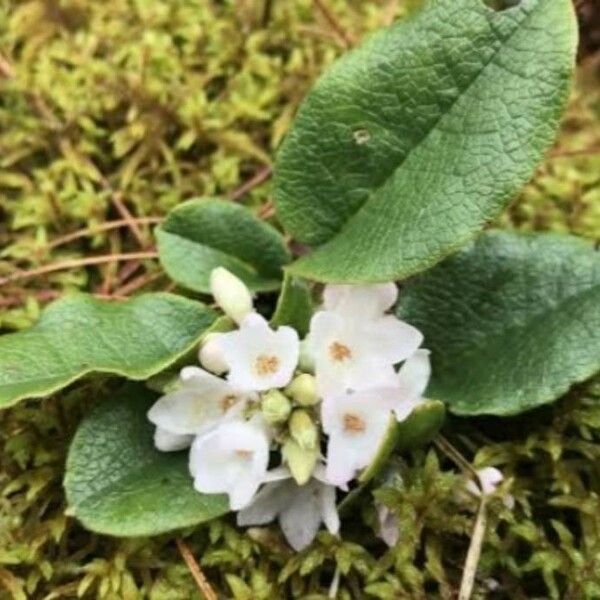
[
  {"xmin": 261, "ymin": 390, "xmax": 292, "ymax": 425},
  {"xmin": 289, "ymin": 409, "xmax": 318, "ymax": 450},
  {"xmin": 282, "ymin": 439, "xmax": 318, "ymax": 485},
  {"xmin": 209, "ymin": 267, "xmax": 253, "ymax": 324},
  {"xmin": 298, "ymin": 339, "xmax": 315, "ymax": 373},
  {"xmin": 198, "ymin": 333, "xmax": 228, "ymax": 375},
  {"xmin": 286, "ymin": 373, "xmax": 319, "ymax": 406}
]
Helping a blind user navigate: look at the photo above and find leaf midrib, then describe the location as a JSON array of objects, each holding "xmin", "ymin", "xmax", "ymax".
[{"xmin": 324, "ymin": 0, "xmax": 538, "ymax": 239}]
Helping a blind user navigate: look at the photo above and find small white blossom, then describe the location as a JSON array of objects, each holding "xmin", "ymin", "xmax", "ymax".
[
  {"xmin": 218, "ymin": 313, "xmax": 299, "ymax": 392},
  {"xmin": 308, "ymin": 306, "xmax": 423, "ymax": 397},
  {"xmin": 323, "ymin": 283, "xmax": 398, "ymax": 319},
  {"xmin": 393, "ymin": 349, "xmax": 431, "ymax": 422},
  {"xmin": 198, "ymin": 333, "xmax": 228, "ymax": 375},
  {"xmin": 190, "ymin": 416, "xmax": 270, "ymax": 510},
  {"xmin": 465, "ymin": 467, "xmax": 515, "ymax": 509},
  {"xmin": 153, "ymin": 427, "xmax": 194, "ymax": 452},
  {"xmin": 147, "ymin": 367, "xmax": 249, "ymax": 440},
  {"xmin": 210, "ymin": 267, "xmax": 254, "ymax": 324},
  {"xmin": 376, "ymin": 503, "xmax": 400, "ymax": 547},
  {"xmin": 321, "ymin": 388, "xmax": 398, "ymax": 486},
  {"xmin": 237, "ymin": 465, "xmax": 339, "ymax": 551}
]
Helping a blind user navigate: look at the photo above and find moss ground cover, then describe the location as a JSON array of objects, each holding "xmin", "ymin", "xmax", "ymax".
[{"xmin": 0, "ymin": 0, "xmax": 599, "ymax": 597}]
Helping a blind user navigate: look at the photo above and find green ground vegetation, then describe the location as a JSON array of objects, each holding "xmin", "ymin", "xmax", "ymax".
[{"xmin": 1, "ymin": 0, "xmax": 600, "ymax": 598}]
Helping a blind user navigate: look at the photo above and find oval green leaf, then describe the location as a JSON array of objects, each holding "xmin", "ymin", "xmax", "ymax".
[
  {"xmin": 156, "ymin": 198, "xmax": 291, "ymax": 293},
  {"xmin": 64, "ymin": 384, "xmax": 229, "ymax": 536},
  {"xmin": 275, "ymin": 0, "xmax": 577, "ymax": 282},
  {"xmin": 397, "ymin": 231, "xmax": 600, "ymax": 416},
  {"xmin": 270, "ymin": 273, "xmax": 314, "ymax": 337},
  {"xmin": 0, "ymin": 293, "xmax": 216, "ymax": 409}
]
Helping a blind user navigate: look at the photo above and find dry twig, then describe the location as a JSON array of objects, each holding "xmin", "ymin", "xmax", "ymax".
[
  {"xmin": 176, "ymin": 538, "xmax": 218, "ymax": 600},
  {"xmin": 313, "ymin": 0, "xmax": 355, "ymax": 48},
  {"xmin": 458, "ymin": 498, "xmax": 488, "ymax": 600},
  {"xmin": 46, "ymin": 217, "xmax": 162, "ymax": 250},
  {"xmin": 229, "ymin": 166, "xmax": 273, "ymax": 201},
  {"xmin": 0, "ymin": 251, "xmax": 158, "ymax": 288}
]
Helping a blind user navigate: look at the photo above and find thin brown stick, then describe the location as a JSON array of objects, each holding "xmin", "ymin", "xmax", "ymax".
[
  {"xmin": 458, "ymin": 498, "xmax": 488, "ymax": 600},
  {"xmin": 0, "ymin": 289, "xmax": 61, "ymax": 308},
  {"xmin": 45, "ymin": 217, "xmax": 162, "ymax": 250},
  {"xmin": 0, "ymin": 53, "xmax": 14, "ymax": 78},
  {"xmin": 434, "ymin": 435, "xmax": 480, "ymax": 480},
  {"xmin": 0, "ymin": 251, "xmax": 158, "ymax": 288},
  {"xmin": 549, "ymin": 146, "xmax": 600, "ymax": 158},
  {"xmin": 313, "ymin": 0, "xmax": 354, "ymax": 48},
  {"xmin": 229, "ymin": 166, "xmax": 273, "ymax": 201},
  {"xmin": 110, "ymin": 192, "xmax": 146, "ymax": 247},
  {"xmin": 176, "ymin": 538, "xmax": 218, "ymax": 600},
  {"xmin": 258, "ymin": 201, "xmax": 275, "ymax": 220},
  {"xmin": 113, "ymin": 270, "xmax": 164, "ymax": 296},
  {"xmin": 115, "ymin": 260, "xmax": 144, "ymax": 286}
]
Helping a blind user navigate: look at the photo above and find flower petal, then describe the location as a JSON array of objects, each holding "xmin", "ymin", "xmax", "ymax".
[
  {"xmin": 318, "ymin": 483, "xmax": 340, "ymax": 535},
  {"xmin": 237, "ymin": 481, "xmax": 292, "ymax": 526},
  {"xmin": 324, "ymin": 283, "xmax": 397, "ymax": 318},
  {"xmin": 153, "ymin": 427, "xmax": 193, "ymax": 452},
  {"xmin": 189, "ymin": 419, "xmax": 270, "ymax": 509},
  {"xmin": 219, "ymin": 314, "xmax": 299, "ymax": 392},
  {"xmin": 396, "ymin": 349, "xmax": 431, "ymax": 401},
  {"xmin": 279, "ymin": 483, "xmax": 323, "ymax": 551},
  {"xmin": 377, "ymin": 504, "xmax": 399, "ymax": 547},
  {"xmin": 147, "ymin": 367, "xmax": 243, "ymax": 435},
  {"xmin": 359, "ymin": 316, "xmax": 423, "ymax": 365}
]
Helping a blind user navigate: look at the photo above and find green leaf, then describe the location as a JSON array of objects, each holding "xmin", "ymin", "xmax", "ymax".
[
  {"xmin": 275, "ymin": 0, "xmax": 577, "ymax": 282},
  {"xmin": 156, "ymin": 198, "xmax": 291, "ymax": 293},
  {"xmin": 359, "ymin": 400, "xmax": 445, "ymax": 484},
  {"xmin": 0, "ymin": 293, "xmax": 216, "ymax": 409},
  {"xmin": 64, "ymin": 384, "xmax": 228, "ymax": 536},
  {"xmin": 397, "ymin": 231, "xmax": 600, "ymax": 416},
  {"xmin": 270, "ymin": 274, "xmax": 314, "ymax": 337}
]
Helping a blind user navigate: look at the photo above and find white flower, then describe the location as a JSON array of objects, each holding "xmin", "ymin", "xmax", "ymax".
[
  {"xmin": 321, "ymin": 388, "xmax": 398, "ymax": 486},
  {"xmin": 147, "ymin": 367, "xmax": 249, "ymax": 440},
  {"xmin": 237, "ymin": 465, "xmax": 339, "ymax": 551},
  {"xmin": 210, "ymin": 267, "xmax": 254, "ymax": 324},
  {"xmin": 308, "ymin": 307, "xmax": 423, "ymax": 398},
  {"xmin": 465, "ymin": 467, "xmax": 515, "ymax": 509},
  {"xmin": 198, "ymin": 333, "xmax": 228, "ymax": 375},
  {"xmin": 153, "ymin": 427, "xmax": 194, "ymax": 452},
  {"xmin": 376, "ymin": 503, "xmax": 400, "ymax": 547},
  {"xmin": 393, "ymin": 349, "xmax": 431, "ymax": 422},
  {"xmin": 217, "ymin": 313, "xmax": 299, "ymax": 392},
  {"xmin": 323, "ymin": 283, "xmax": 398, "ymax": 319},
  {"xmin": 190, "ymin": 417, "xmax": 270, "ymax": 510}
]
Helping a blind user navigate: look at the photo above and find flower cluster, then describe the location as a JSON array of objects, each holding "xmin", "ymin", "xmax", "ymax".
[{"xmin": 148, "ymin": 267, "xmax": 430, "ymax": 550}]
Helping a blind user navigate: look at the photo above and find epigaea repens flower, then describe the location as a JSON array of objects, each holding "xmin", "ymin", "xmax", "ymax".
[
  {"xmin": 190, "ymin": 416, "xmax": 270, "ymax": 510},
  {"xmin": 237, "ymin": 465, "xmax": 339, "ymax": 551},
  {"xmin": 217, "ymin": 312, "xmax": 299, "ymax": 392},
  {"xmin": 209, "ymin": 267, "xmax": 254, "ymax": 324}
]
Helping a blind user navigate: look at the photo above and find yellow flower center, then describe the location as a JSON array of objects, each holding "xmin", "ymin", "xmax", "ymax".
[
  {"xmin": 329, "ymin": 341, "xmax": 352, "ymax": 362},
  {"xmin": 235, "ymin": 449, "xmax": 253, "ymax": 459},
  {"xmin": 220, "ymin": 395, "xmax": 237, "ymax": 413},
  {"xmin": 255, "ymin": 354, "xmax": 279, "ymax": 376},
  {"xmin": 343, "ymin": 413, "xmax": 366, "ymax": 433}
]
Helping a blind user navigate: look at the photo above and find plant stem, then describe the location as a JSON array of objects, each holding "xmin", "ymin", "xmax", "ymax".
[
  {"xmin": 176, "ymin": 538, "xmax": 218, "ymax": 600},
  {"xmin": 458, "ymin": 498, "xmax": 488, "ymax": 600}
]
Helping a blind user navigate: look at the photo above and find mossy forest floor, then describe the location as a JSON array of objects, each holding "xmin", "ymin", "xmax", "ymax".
[{"xmin": 1, "ymin": 1, "xmax": 600, "ymax": 598}]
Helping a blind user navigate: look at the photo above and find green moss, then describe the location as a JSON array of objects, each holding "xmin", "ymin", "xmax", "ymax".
[{"xmin": 1, "ymin": 0, "xmax": 600, "ymax": 598}]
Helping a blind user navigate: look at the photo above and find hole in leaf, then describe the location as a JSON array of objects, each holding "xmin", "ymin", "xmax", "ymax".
[
  {"xmin": 482, "ymin": 0, "xmax": 520, "ymax": 11},
  {"xmin": 353, "ymin": 129, "xmax": 371, "ymax": 145}
]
